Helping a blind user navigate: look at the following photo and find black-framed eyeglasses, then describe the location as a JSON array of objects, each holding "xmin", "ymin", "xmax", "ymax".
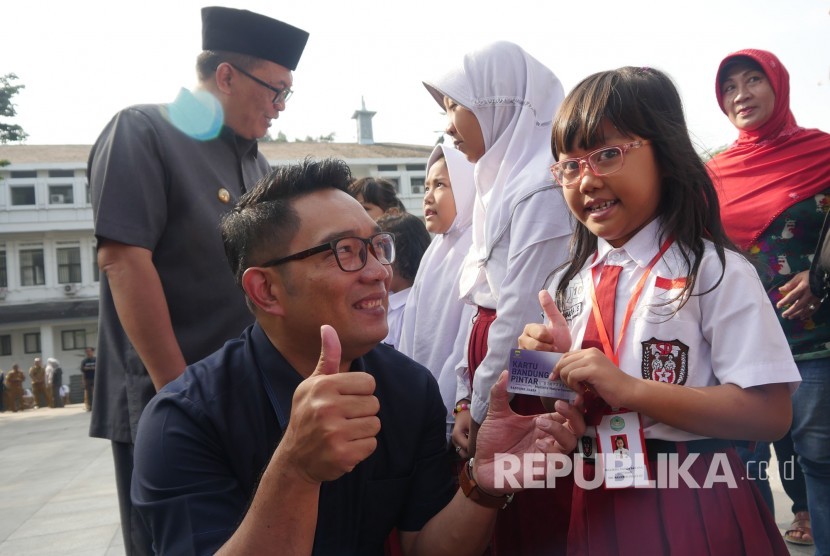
[
  {"xmin": 260, "ymin": 232, "xmax": 396, "ymax": 273},
  {"xmin": 550, "ymin": 140, "xmax": 650, "ymax": 188},
  {"xmin": 229, "ymin": 64, "xmax": 293, "ymax": 104}
]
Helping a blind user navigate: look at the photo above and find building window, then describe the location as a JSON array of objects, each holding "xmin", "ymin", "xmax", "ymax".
[
  {"xmin": 410, "ymin": 177, "xmax": 425, "ymax": 195},
  {"xmin": 405, "ymin": 164, "xmax": 423, "ymax": 171},
  {"xmin": 0, "ymin": 335, "xmax": 10, "ymax": 356},
  {"xmin": 61, "ymin": 329, "xmax": 87, "ymax": 351},
  {"xmin": 0, "ymin": 250, "xmax": 6, "ymax": 287},
  {"xmin": 85, "ymin": 181, "xmax": 91, "ymax": 205},
  {"xmin": 20, "ymin": 249, "xmax": 45, "ymax": 286},
  {"xmin": 377, "ymin": 164, "xmax": 398, "ymax": 172},
  {"xmin": 49, "ymin": 184, "xmax": 74, "ymax": 205},
  {"xmin": 24, "ymin": 333, "xmax": 41, "ymax": 354},
  {"xmin": 10, "ymin": 170, "xmax": 36, "ymax": 179},
  {"xmin": 57, "ymin": 246, "xmax": 82, "ymax": 283},
  {"xmin": 48, "ymin": 169, "xmax": 75, "ymax": 178},
  {"xmin": 11, "ymin": 185, "xmax": 36, "ymax": 206},
  {"xmin": 92, "ymin": 246, "xmax": 99, "ymax": 282}
]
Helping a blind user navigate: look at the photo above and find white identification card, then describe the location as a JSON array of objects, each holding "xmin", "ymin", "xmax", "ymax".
[
  {"xmin": 596, "ymin": 410, "xmax": 651, "ymax": 488},
  {"xmin": 507, "ymin": 349, "xmax": 577, "ymax": 401}
]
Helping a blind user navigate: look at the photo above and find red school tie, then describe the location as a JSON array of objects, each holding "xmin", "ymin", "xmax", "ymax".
[
  {"xmin": 582, "ymin": 264, "xmax": 623, "ymax": 350},
  {"xmin": 581, "ymin": 263, "xmax": 622, "ymax": 423}
]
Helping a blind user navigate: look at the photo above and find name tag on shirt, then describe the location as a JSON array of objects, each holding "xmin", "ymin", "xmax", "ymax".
[
  {"xmin": 596, "ymin": 410, "xmax": 651, "ymax": 488},
  {"xmin": 507, "ymin": 349, "xmax": 577, "ymax": 401}
]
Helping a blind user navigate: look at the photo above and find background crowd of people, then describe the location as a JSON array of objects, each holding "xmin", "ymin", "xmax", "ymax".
[{"xmin": 0, "ymin": 352, "xmax": 96, "ymax": 412}]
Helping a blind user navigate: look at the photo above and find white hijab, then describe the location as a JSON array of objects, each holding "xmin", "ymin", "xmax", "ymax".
[
  {"xmin": 398, "ymin": 145, "xmax": 475, "ymax": 425},
  {"xmin": 423, "ymin": 41, "xmax": 566, "ymax": 300}
]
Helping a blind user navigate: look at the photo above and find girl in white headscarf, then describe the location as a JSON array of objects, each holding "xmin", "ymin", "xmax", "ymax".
[
  {"xmin": 423, "ymin": 41, "xmax": 572, "ymax": 444},
  {"xmin": 423, "ymin": 41, "xmax": 573, "ymax": 555},
  {"xmin": 398, "ymin": 145, "xmax": 476, "ymax": 442}
]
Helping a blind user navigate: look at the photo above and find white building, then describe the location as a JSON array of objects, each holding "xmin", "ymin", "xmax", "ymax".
[{"xmin": 0, "ymin": 131, "xmax": 433, "ymax": 391}]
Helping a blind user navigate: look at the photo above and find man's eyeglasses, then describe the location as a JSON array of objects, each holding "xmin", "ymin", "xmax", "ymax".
[
  {"xmin": 259, "ymin": 232, "xmax": 396, "ymax": 273},
  {"xmin": 229, "ymin": 64, "xmax": 293, "ymax": 104},
  {"xmin": 550, "ymin": 140, "xmax": 650, "ymax": 188}
]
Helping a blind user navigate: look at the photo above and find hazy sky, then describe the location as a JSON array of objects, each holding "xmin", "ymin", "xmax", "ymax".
[{"xmin": 5, "ymin": 0, "xmax": 829, "ymax": 154}]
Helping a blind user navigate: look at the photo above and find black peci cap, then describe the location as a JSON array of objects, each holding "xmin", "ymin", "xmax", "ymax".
[{"xmin": 201, "ymin": 6, "xmax": 309, "ymax": 70}]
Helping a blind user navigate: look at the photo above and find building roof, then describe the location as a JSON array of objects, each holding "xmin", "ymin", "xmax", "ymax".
[
  {"xmin": 0, "ymin": 142, "xmax": 434, "ymax": 166},
  {"xmin": 0, "ymin": 145, "xmax": 93, "ymax": 166},
  {"xmin": 0, "ymin": 300, "xmax": 99, "ymax": 326}
]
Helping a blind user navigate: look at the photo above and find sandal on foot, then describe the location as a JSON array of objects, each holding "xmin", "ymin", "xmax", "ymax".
[{"xmin": 784, "ymin": 511, "xmax": 814, "ymax": 546}]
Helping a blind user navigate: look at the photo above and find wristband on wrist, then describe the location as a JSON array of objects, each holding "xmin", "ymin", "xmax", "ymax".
[
  {"xmin": 459, "ymin": 458, "xmax": 514, "ymax": 509},
  {"xmin": 453, "ymin": 401, "xmax": 470, "ymax": 416}
]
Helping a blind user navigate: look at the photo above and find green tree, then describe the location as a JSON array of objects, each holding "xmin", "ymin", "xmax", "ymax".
[
  {"xmin": 0, "ymin": 73, "xmax": 27, "ymax": 144},
  {"xmin": 292, "ymin": 132, "xmax": 336, "ymax": 143},
  {"xmin": 260, "ymin": 130, "xmax": 288, "ymax": 143}
]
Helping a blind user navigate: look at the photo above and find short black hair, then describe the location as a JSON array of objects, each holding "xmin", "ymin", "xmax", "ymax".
[
  {"xmin": 376, "ymin": 212, "xmax": 431, "ymax": 283},
  {"xmin": 348, "ymin": 177, "xmax": 406, "ymax": 215},
  {"xmin": 221, "ymin": 157, "xmax": 353, "ymax": 290}
]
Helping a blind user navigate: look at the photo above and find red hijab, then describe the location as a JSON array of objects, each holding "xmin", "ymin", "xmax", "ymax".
[{"xmin": 707, "ymin": 48, "xmax": 830, "ymax": 250}]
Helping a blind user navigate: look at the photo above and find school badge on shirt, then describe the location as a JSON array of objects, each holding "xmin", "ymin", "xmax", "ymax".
[
  {"xmin": 560, "ymin": 275, "xmax": 585, "ymax": 324},
  {"xmin": 641, "ymin": 338, "xmax": 689, "ymax": 384}
]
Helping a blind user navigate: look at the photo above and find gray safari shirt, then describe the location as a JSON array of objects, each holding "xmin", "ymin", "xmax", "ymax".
[{"xmin": 89, "ymin": 92, "xmax": 268, "ymax": 443}]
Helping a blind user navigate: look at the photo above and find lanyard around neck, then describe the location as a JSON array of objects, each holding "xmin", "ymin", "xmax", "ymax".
[{"xmin": 589, "ymin": 238, "xmax": 673, "ymax": 366}]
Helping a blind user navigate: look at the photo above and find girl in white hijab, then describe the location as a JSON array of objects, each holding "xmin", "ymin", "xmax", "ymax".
[
  {"xmin": 423, "ymin": 41, "xmax": 573, "ymax": 555},
  {"xmin": 423, "ymin": 41, "xmax": 572, "ymax": 442},
  {"xmin": 398, "ymin": 145, "xmax": 476, "ymax": 442}
]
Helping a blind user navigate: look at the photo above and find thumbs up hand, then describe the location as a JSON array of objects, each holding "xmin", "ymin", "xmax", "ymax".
[
  {"xmin": 280, "ymin": 325, "xmax": 381, "ymax": 484},
  {"xmin": 518, "ymin": 290, "xmax": 572, "ymax": 353}
]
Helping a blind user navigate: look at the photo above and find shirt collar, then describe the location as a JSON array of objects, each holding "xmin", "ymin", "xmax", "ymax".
[
  {"xmin": 220, "ymin": 125, "xmax": 260, "ymax": 159},
  {"xmin": 249, "ymin": 323, "xmax": 301, "ymax": 431},
  {"xmin": 387, "ymin": 288, "xmax": 411, "ymax": 310},
  {"xmin": 593, "ymin": 217, "xmax": 665, "ymax": 269},
  {"xmin": 249, "ymin": 322, "xmax": 376, "ymax": 430}
]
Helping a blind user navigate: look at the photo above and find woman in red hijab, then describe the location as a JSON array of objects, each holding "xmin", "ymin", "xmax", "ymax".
[{"xmin": 707, "ymin": 48, "xmax": 830, "ymax": 551}]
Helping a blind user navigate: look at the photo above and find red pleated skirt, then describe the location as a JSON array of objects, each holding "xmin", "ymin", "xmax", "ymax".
[
  {"xmin": 567, "ymin": 447, "xmax": 788, "ymax": 556},
  {"xmin": 471, "ymin": 306, "xmax": 572, "ymax": 556}
]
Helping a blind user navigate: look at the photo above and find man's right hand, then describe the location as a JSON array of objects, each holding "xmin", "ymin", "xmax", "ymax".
[{"xmin": 280, "ymin": 325, "xmax": 381, "ymax": 484}]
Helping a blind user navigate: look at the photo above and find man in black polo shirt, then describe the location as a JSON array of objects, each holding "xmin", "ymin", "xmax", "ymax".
[
  {"xmin": 132, "ymin": 158, "xmax": 585, "ymax": 555},
  {"xmin": 88, "ymin": 7, "xmax": 309, "ymax": 554}
]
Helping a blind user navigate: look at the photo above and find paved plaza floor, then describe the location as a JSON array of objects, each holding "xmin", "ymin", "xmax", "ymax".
[
  {"xmin": 0, "ymin": 405, "xmax": 122, "ymax": 555},
  {"xmin": 0, "ymin": 404, "xmax": 816, "ymax": 555}
]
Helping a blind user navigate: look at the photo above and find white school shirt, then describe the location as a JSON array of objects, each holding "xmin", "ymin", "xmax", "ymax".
[
  {"xmin": 382, "ymin": 288, "xmax": 411, "ymax": 351},
  {"xmin": 464, "ymin": 196, "xmax": 572, "ymax": 424},
  {"xmin": 551, "ymin": 219, "xmax": 800, "ymax": 442}
]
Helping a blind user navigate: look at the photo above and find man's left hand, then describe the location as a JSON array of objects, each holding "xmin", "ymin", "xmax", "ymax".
[{"xmin": 473, "ymin": 370, "xmax": 584, "ymax": 494}]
